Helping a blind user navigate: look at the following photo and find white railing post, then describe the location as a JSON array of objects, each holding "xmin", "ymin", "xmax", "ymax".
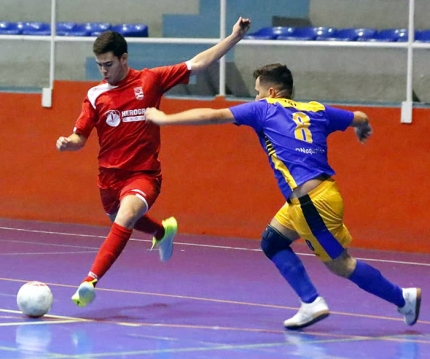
[
  {"xmin": 218, "ymin": 0, "xmax": 227, "ymax": 97},
  {"xmin": 401, "ymin": 0, "xmax": 415, "ymax": 123},
  {"xmin": 42, "ymin": 0, "xmax": 56, "ymax": 108},
  {"xmin": 0, "ymin": 0, "xmax": 424, "ymax": 108}
]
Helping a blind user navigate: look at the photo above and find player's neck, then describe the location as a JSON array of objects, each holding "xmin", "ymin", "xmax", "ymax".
[{"xmin": 119, "ymin": 67, "xmax": 130, "ymax": 83}]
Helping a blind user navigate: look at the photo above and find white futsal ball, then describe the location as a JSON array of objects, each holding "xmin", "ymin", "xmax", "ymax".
[{"xmin": 17, "ymin": 281, "xmax": 53, "ymax": 318}]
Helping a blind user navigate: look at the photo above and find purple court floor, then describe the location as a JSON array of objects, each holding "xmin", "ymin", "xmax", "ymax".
[{"xmin": 0, "ymin": 217, "xmax": 428, "ymax": 358}]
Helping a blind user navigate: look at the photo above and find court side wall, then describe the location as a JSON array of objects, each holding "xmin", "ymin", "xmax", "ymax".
[{"xmin": 1, "ymin": 81, "xmax": 429, "ymax": 254}]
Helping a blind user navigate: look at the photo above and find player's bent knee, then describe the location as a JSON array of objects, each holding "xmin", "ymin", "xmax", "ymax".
[
  {"xmin": 107, "ymin": 212, "xmax": 117, "ymax": 223},
  {"xmin": 324, "ymin": 252, "xmax": 354, "ymax": 278},
  {"xmin": 261, "ymin": 225, "xmax": 294, "ymax": 259}
]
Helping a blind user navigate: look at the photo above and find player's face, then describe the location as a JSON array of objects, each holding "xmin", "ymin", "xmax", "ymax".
[
  {"xmin": 95, "ymin": 52, "xmax": 128, "ymax": 85},
  {"xmin": 254, "ymin": 77, "xmax": 272, "ymax": 100}
]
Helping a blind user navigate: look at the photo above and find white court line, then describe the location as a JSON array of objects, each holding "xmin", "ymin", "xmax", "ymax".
[
  {"xmin": 0, "ymin": 251, "xmax": 98, "ymax": 256},
  {"xmin": 0, "ymin": 226, "xmax": 429, "ymax": 267},
  {"xmin": 1, "ymin": 280, "xmax": 429, "ymax": 327},
  {"xmin": 0, "ymin": 308, "xmax": 91, "ymax": 326}
]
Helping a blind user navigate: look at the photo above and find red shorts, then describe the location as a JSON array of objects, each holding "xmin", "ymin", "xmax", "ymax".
[{"xmin": 97, "ymin": 169, "xmax": 162, "ymax": 215}]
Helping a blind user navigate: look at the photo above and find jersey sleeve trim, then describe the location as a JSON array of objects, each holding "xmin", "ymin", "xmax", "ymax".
[
  {"xmin": 88, "ymin": 83, "xmax": 118, "ymax": 109},
  {"xmin": 265, "ymin": 98, "xmax": 326, "ymax": 112}
]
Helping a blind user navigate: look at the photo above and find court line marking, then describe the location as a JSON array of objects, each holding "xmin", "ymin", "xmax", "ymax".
[
  {"xmin": 80, "ymin": 332, "xmax": 430, "ymax": 357},
  {"xmin": 1, "ymin": 226, "xmax": 429, "ymax": 267},
  {"xmin": 0, "ymin": 308, "xmax": 90, "ymax": 320},
  {"xmin": 6, "ymin": 305, "xmax": 428, "ymax": 344},
  {"xmin": 0, "ymin": 251, "xmax": 97, "ymax": 256},
  {"xmin": 7, "ymin": 333, "xmax": 430, "ymax": 359},
  {"xmin": 0, "ymin": 236, "xmax": 97, "ymax": 249},
  {"xmin": 2, "ymin": 304, "xmax": 429, "ymax": 356},
  {"xmin": 1, "ymin": 227, "xmax": 428, "ymax": 328},
  {"xmin": 1, "ymin": 226, "xmax": 428, "ymax": 357},
  {"xmin": 1, "ymin": 277, "xmax": 429, "ymax": 327},
  {"xmin": 0, "ymin": 341, "xmax": 349, "ymax": 358}
]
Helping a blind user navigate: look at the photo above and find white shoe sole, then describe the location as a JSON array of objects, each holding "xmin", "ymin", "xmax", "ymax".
[{"xmin": 284, "ymin": 310, "xmax": 330, "ymax": 330}]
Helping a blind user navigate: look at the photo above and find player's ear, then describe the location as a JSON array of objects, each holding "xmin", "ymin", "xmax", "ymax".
[
  {"xmin": 268, "ymin": 87, "xmax": 277, "ymax": 98},
  {"xmin": 120, "ymin": 53, "xmax": 128, "ymax": 62}
]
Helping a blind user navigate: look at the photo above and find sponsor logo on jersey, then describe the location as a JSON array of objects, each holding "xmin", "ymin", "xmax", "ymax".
[
  {"xmin": 106, "ymin": 110, "xmax": 121, "ymax": 127},
  {"xmin": 106, "ymin": 108, "xmax": 147, "ymax": 126},
  {"xmin": 122, "ymin": 108, "xmax": 147, "ymax": 122},
  {"xmin": 295, "ymin": 147, "xmax": 325, "ymax": 154},
  {"xmin": 134, "ymin": 87, "xmax": 144, "ymax": 100}
]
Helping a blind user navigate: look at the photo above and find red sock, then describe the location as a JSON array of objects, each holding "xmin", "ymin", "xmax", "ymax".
[
  {"xmin": 85, "ymin": 222, "xmax": 133, "ymax": 281},
  {"xmin": 134, "ymin": 214, "xmax": 165, "ymax": 240}
]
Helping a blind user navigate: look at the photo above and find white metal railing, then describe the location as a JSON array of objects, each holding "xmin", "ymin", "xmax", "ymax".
[{"xmin": 0, "ymin": 0, "xmax": 426, "ymax": 122}]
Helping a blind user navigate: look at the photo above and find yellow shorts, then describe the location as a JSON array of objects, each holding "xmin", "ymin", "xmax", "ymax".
[{"xmin": 274, "ymin": 178, "xmax": 352, "ymax": 262}]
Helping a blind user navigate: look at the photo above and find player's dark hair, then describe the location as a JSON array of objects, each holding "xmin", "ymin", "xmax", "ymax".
[
  {"xmin": 253, "ymin": 63, "xmax": 294, "ymax": 98},
  {"xmin": 93, "ymin": 31, "xmax": 128, "ymax": 58}
]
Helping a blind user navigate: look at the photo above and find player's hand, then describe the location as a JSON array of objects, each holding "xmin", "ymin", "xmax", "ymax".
[
  {"xmin": 354, "ymin": 122, "xmax": 373, "ymax": 144},
  {"xmin": 232, "ymin": 17, "xmax": 251, "ymax": 38},
  {"xmin": 56, "ymin": 136, "xmax": 70, "ymax": 151},
  {"xmin": 145, "ymin": 107, "xmax": 167, "ymax": 125}
]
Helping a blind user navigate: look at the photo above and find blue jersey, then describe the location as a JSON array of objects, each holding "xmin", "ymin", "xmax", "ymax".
[{"xmin": 229, "ymin": 98, "xmax": 354, "ymax": 200}]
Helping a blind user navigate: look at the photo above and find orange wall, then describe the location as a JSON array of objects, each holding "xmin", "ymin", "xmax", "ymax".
[{"xmin": 1, "ymin": 81, "xmax": 429, "ymax": 253}]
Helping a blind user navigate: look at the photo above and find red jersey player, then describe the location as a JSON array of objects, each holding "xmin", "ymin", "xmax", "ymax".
[{"xmin": 56, "ymin": 17, "xmax": 251, "ymax": 307}]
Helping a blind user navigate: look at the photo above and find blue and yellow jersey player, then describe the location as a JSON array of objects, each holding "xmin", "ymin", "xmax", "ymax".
[{"xmin": 145, "ymin": 63, "xmax": 421, "ymax": 330}]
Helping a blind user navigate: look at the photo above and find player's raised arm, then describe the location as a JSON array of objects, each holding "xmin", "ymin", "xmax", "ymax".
[
  {"xmin": 145, "ymin": 107, "xmax": 235, "ymax": 126},
  {"xmin": 187, "ymin": 17, "xmax": 251, "ymax": 74},
  {"xmin": 351, "ymin": 111, "xmax": 372, "ymax": 144},
  {"xmin": 56, "ymin": 133, "xmax": 87, "ymax": 152}
]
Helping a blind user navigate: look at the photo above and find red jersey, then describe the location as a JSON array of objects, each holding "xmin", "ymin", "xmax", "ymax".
[{"xmin": 74, "ymin": 63, "xmax": 190, "ymax": 171}]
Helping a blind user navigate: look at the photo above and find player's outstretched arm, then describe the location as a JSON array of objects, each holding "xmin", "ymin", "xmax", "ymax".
[
  {"xmin": 56, "ymin": 133, "xmax": 87, "ymax": 152},
  {"xmin": 145, "ymin": 107, "xmax": 235, "ymax": 126},
  {"xmin": 351, "ymin": 111, "xmax": 372, "ymax": 144},
  {"xmin": 187, "ymin": 17, "xmax": 251, "ymax": 74}
]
